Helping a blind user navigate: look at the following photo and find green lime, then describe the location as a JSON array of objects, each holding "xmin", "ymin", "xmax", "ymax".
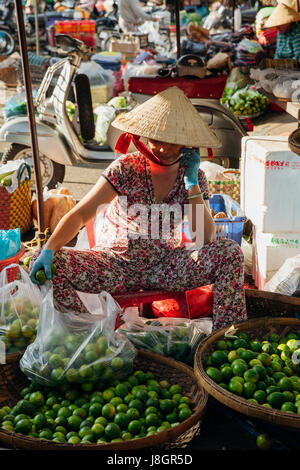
[
  {"xmin": 281, "ymin": 402, "xmax": 296, "ymax": 413},
  {"xmin": 128, "ymin": 420, "xmax": 142, "ymax": 435},
  {"xmin": 215, "ymin": 340, "xmax": 228, "ymax": 350},
  {"xmin": 145, "ymin": 413, "xmax": 161, "ymax": 427},
  {"xmin": 95, "ymin": 417, "xmax": 108, "ymax": 427},
  {"xmin": 267, "ymin": 392, "xmax": 285, "ymax": 409},
  {"xmin": 91, "ymin": 423, "xmax": 104, "ymax": 437},
  {"xmin": 249, "ymin": 341, "xmax": 262, "ymax": 353},
  {"xmin": 67, "ymin": 415, "xmax": 82, "ymax": 431},
  {"xmin": 111, "ymin": 357, "xmax": 124, "ymax": 370},
  {"xmin": 178, "ymin": 407, "xmax": 192, "ymax": 421},
  {"xmin": 115, "ymin": 383, "xmax": 129, "ymax": 398},
  {"xmin": 232, "ymin": 362, "xmax": 248, "ymax": 377},
  {"xmin": 73, "ymin": 408, "xmax": 87, "ymax": 420},
  {"xmin": 211, "ymin": 350, "xmax": 228, "ymax": 367},
  {"xmin": 128, "ymin": 399, "xmax": 144, "ymax": 412},
  {"xmin": 29, "ymin": 391, "xmax": 44, "ymax": 408},
  {"xmin": 105, "ymin": 422, "xmax": 121, "ymax": 440},
  {"xmin": 253, "ymin": 390, "xmax": 266, "ymax": 404},
  {"xmin": 32, "ymin": 413, "xmax": 47, "ymax": 430},
  {"xmin": 39, "ymin": 429, "xmax": 53, "ymax": 440},
  {"xmin": 114, "ymin": 413, "xmax": 130, "ymax": 430},
  {"xmin": 243, "ymin": 382, "xmax": 256, "ymax": 398},
  {"xmin": 15, "ymin": 419, "xmax": 32, "ymax": 435},
  {"xmin": 102, "ymin": 404, "xmax": 116, "ymax": 420},
  {"xmin": 228, "ymin": 380, "xmax": 243, "ymax": 396},
  {"xmin": 88, "ymin": 403, "xmax": 102, "ymax": 418},
  {"xmin": 278, "ymin": 377, "xmax": 293, "ymax": 392},
  {"xmin": 244, "ymin": 369, "xmax": 259, "ymax": 384},
  {"xmin": 206, "ymin": 367, "xmax": 223, "ymax": 383},
  {"xmin": 68, "ymin": 436, "xmax": 81, "ymax": 444},
  {"xmin": 256, "ymin": 433, "xmax": 273, "ymax": 450},
  {"xmin": 126, "ymin": 408, "xmax": 140, "ymax": 420}
]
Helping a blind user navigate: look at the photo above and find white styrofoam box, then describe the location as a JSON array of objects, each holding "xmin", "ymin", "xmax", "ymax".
[
  {"xmin": 252, "ymin": 226, "xmax": 300, "ymax": 289},
  {"xmin": 241, "ymin": 136, "xmax": 300, "ymax": 233}
]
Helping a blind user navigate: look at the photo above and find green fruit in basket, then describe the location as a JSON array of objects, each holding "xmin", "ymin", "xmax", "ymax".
[
  {"xmin": 7, "ymin": 323, "xmax": 21, "ymax": 340},
  {"xmin": 211, "ymin": 350, "xmax": 228, "ymax": 367},
  {"xmin": 206, "ymin": 367, "xmax": 223, "ymax": 384},
  {"xmin": 15, "ymin": 418, "xmax": 32, "ymax": 435}
]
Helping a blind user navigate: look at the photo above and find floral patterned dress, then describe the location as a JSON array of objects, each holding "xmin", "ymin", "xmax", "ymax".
[{"xmin": 38, "ymin": 152, "xmax": 247, "ymax": 330}]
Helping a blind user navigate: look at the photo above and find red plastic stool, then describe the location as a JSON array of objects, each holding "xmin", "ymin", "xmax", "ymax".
[{"xmin": 113, "ymin": 290, "xmax": 190, "ymax": 317}]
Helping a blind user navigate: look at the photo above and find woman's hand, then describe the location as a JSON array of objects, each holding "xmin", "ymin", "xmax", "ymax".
[
  {"xmin": 180, "ymin": 148, "xmax": 201, "ymax": 190},
  {"xmin": 30, "ymin": 249, "xmax": 54, "ymax": 285}
]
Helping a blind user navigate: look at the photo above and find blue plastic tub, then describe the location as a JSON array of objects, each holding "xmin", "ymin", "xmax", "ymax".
[
  {"xmin": 181, "ymin": 194, "xmax": 246, "ymax": 246},
  {"xmin": 209, "ymin": 194, "xmax": 247, "ymax": 246}
]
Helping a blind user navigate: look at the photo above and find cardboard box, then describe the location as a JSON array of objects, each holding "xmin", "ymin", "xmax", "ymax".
[{"xmin": 110, "ymin": 40, "xmax": 139, "ymax": 54}]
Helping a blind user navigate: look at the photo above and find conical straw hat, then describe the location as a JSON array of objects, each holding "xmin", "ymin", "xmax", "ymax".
[
  {"xmin": 112, "ymin": 86, "xmax": 221, "ymax": 148},
  {"xmin": 265, "ymin": 2, "xmax": 300, "ymax": 28}
]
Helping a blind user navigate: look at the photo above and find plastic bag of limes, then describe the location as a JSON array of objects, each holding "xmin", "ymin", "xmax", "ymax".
[
  {"xmin": 20, "ymin": 287, "xmax": 137, "ymax": 387},
  {"xmin": 0, "ymin": 264, "xmax": 42, "ymax": 354},
  {"xmin": 117, "ymin": 309, "xmax": 206, "ymax": 365}
]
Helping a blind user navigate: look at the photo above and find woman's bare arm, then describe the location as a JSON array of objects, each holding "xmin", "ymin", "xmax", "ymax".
[{"xmin": 44, "ymin": 176, "xmax": 117, "ymax": 253}]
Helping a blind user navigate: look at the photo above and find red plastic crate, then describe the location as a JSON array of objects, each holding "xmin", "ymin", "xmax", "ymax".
[
  {"xmin": 0, "ymin": 245, "xmax": 25, "ymax": 283},
  {"xmin": 128, "ymin": 75, "xmax": 228, "ymax": 99},
  {"xmin": 55, "ymin": 20, "xmax": 95, "ymax": 47}
]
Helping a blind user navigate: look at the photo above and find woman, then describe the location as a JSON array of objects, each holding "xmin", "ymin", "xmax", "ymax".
[
  {"xmin": 118, "ymin": 0, "xmax": 157, "ymax": 33},
  {"xmin": 265, "ymin": 2, "xmax": 300, "ymax": 60},
  {"xmin": 30, "ymin": 87, "xmax": 247, "ymax": 331}
]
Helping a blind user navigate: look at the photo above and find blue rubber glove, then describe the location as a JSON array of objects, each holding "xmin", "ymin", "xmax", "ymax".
[
  {"xmin": 30, "ymin": 249, "xmax": 54, "ymax": 285},
  {"xmin": 180, "ymin": 148, "xmax": 201, "ymax": 190}
]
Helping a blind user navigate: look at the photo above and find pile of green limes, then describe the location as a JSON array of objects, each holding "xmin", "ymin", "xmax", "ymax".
[
  {"xmin": 205, "ymin": 331, "xmax": 300, "ymax": 413},
  {"xmin": 0, "ymin": 297, "xmax": 39, "ymax": 354},
  {"xmin": 21, "ymin": 330, "xmax": 135, "ymax": 387},
  {"xmin": 0, "ymin": 370, "xmax": 193, "ymax": 444}
]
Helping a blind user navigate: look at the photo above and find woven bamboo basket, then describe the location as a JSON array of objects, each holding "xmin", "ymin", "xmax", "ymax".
[
  {"xmin": 0, "ymin": 351, "xmax": 24, "ymax": 407},
  {"xmin": 245, "ymin": 289, "xmax": 300, "ymax": 319},
  {"xmin": 0, "ymin": 350, "xmax": 207, "ymax": 450},
  {"xmin": 194, "ymin": 317, "xmax": 300, "ymax": 430}
]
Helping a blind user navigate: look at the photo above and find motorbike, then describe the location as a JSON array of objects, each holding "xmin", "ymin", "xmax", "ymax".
[
  {"xmin": 0, "ymin": 34, "xmax": 247, "ymax": 189},
  {"xmin": 95, "ymin": 0, "xmax": 120, "ymax": 50},
  {"xmin": 0, "ymin": 0, "xmax": 18, "ymax": 55}
]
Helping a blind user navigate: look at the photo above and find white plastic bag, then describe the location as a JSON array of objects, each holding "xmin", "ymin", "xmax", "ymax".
[
  {"xmin": 0, "ymin": 264, "xmax": 42, "ymax": 354},
  {"xmin": 200, "ymin": 161, "xmax": 227, "ymax": 181},
  {"xmin": 117, "ymin": 307, "xmax": 206, "ymax": 365},
  {"xmin": 123, "ymin": 63, "xmax": 161, "ymax": 89},
  {"xmin": 241, "ymin": 237, "xmax": 253, "ymax": 276},
  {"xmin": 20, "ymin": 287, "xmax": 136, "ymax": 386},
  {"xmin": 94, "ymin": 105, "xmax": 116, "ymax": 144},
  {"xmin": 263, "ymin": 254, "xmax": 300, "ymax": 296},
  {"xmin": 273, "ymin": 80, "xmax": 295, "ymax": 99},
  {"xmin": 78, "ymin": 61, "xmax": 114, "ymax": 86}
]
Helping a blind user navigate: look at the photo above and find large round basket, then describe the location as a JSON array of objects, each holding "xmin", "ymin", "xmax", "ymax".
[
  {"xmin": 194, "ymin": 317, "xmax": 300, "ymax": 430},
  {"xmin": 0, "ymin": 351, "xmax": 24, "ymax": 402},
  {"xmin": 0, "ymin": 350, "xmax": 207, "ymax": 450}
]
